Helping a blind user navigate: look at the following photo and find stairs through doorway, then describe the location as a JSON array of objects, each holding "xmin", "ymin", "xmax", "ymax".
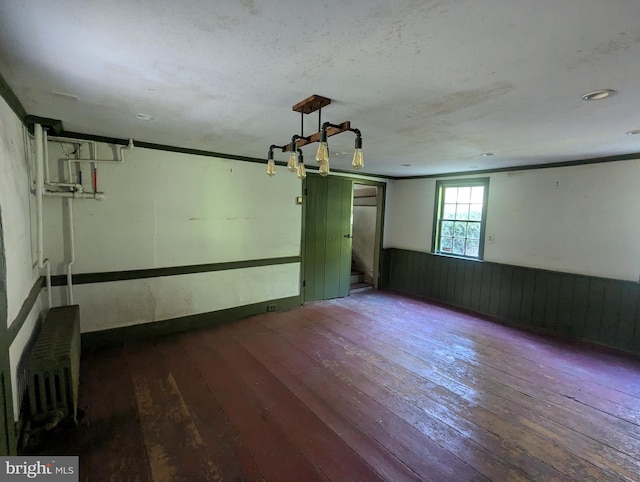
[{"xmin": 350, "ymin": 269, "xmax": 373, "ymax": 294}]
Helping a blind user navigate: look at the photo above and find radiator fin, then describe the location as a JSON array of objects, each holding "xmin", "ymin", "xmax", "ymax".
[{"xmin": 26, "ymin": 305, "xmax": 80, "ymax": 425}]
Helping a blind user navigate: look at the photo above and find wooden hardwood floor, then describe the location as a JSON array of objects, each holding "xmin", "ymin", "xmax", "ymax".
[{"xmin": 30, "ymin": 291, "xmax": 640, "ymax": 481}]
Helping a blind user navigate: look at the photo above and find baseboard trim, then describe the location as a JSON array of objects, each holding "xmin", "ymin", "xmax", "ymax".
[{"xmin": 81, "ymin": 295, "xmax": 301, "ymax": 351}]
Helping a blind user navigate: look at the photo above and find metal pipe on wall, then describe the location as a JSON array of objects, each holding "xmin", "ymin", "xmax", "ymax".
[
  {"xmin": 39, "ymin": 133, "xmax": 133, "ymax": 306},
  {"xmin": 47, "ymin": 136, "xmax": 134, "ymax": 164},
  {"xmin": 43, "ymin": 191, "xmax": 105, "ymax": 200},
  {"xmin": 65, "ymin": 194, "xmax": 75, "ymax": 306},
  {"xmin": 34, "ymin": 123, "xmax": 53, "ymax": 309}
]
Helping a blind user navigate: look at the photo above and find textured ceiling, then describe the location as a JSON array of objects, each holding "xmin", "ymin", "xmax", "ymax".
[{"xmin": 1, "ymin": 0, "xmax": 640, "ymax": 177}]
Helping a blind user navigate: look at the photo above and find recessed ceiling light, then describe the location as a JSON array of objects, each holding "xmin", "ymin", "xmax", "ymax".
[
  {"xmin": 135, "ymin": 113, "xmax": 154, "ymax": 121},
  {"xmin": 626, "ymin": 129, "xmax": 640, "ymax": 135},
  {"xmin": 401, "ymin": 163, "xmax": 412, "ymax": 167},
  {"xmin": 480, "ymin": 152, "xmax": 495, "ymax": 157},
  {"xmin": 580, "ymin": 89, "xmax": 615, "ymax": 101}
]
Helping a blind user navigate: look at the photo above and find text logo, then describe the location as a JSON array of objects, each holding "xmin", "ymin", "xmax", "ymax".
[{"xmin": 1, "ymin": 457, "xmax": 78, "ymax": 481}]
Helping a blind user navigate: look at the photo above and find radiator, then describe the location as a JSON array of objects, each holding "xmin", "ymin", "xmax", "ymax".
[{"xmin": 26, "ymin": 305, "xmax": 80, "ymax": 426}]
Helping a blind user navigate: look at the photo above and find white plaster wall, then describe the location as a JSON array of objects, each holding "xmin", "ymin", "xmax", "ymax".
[
  {"xmin": 0, "ymin": 96, "xmax": 43, "ymax": 419},
  {"xmin": 51, "ymin": 263, "xmax": 300, "ymax": 333},
  {"xmin": 42, "ymin": 141, "xmax": 302, "ymax": 330},
  {"xmin": 386, "ymin": 160, "xmax": 640, "ymax": 281},
  {"xmin": 384, "ymin": 178, "xmax": 434, "ymax": 251},
  {"xmin": 0, "ymin": 99, "xmax": 39, "ymax": 324}
]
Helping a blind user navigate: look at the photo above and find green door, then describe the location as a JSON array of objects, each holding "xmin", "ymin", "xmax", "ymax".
[{"xmin": 303, "ymin": 176, "xmax": 353, "ymax": 302}]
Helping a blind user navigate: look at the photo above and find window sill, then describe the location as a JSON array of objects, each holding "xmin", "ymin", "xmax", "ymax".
[{"xmin": 432, "ymin": 252, "xmax": 485, "ymax": 262}]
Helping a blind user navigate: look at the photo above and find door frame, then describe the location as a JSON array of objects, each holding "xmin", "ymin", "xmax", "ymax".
[{"xmin": 301, "ymin": 174, "xmax": 386, "ymax": 302}]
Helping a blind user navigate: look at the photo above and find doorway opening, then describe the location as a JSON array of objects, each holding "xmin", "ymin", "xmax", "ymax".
[
  {"xmin": 351, "ymin": 184, "xmax": 380, "ymax": 293},
  {"xmin": 302, "ymin": 176, "xmax": 385, "ymax": 303}
]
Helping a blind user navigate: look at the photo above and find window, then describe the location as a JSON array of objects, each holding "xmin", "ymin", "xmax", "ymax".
[{"xmin": 433, "ymin": 178, "xmax": 489, "ymax": 260}]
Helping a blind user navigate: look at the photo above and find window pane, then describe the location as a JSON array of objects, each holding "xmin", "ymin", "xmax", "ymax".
[
  {"xmin": 444, "ymin": 187, "xmax": 458, "ymax": 203},
  {"xmin": 467, "ymin": 222, "xmax": 480, "ymax": 239},
  {"xmin": 469, "ymin": 203, "xmax": 483, "ymax": 221},
  {"xmin": 454, "ymin": 221, "xmax": 467, "ymax": 237},
  {"xmin": 440, "ymin": 237, "xmax": 453, "ymax": 253},
  {"xmin": 457, "ymin": 187, "xmax": 471, "ymax": 203},
  {"xmin": 471, "ymin": 186, "xmax": 484, "ymax": 203},
  {"xmin": 465, "ymin": 239, "xmax": 479, "ymax": 257},
  {"xmin": 435, "ymin": 179, "xmax": 488, "ymax": 260},
  {"xmin": 455, "ymin": 203, "xmax": 469, "ymax": 220},
  {"xmin": 441, "ymin": 221, "xmax": 454, "ymax": 237},
  {"xmin": 453, "ymin": 238, "xmax": 465, "ymax": 255},
  {"xmin": 443, "ymin": 203, "xmax": 456, "ymax": 220}
]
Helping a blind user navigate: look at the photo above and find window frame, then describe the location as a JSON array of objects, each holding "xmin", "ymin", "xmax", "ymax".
[{"xmin": 432, "ymin": 177, "xmax": 490, "ymax": 260}]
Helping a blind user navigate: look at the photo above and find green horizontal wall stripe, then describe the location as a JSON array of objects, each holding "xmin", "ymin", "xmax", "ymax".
[
  {"xmin": 50, "ymin": 256, "xmax": 302, "ymax": 286},
  {"xmin": 0, "ymin": 70, "xmax": 26, "ymax": 121},
  {"xmin": 81, "ymin": 295, "xmax": 301, "ymax": 350},
  {"xmin": 7, "ymin": 278, "xmax": 44, "ymax": 345},
  {"xmin": 384, "ymin": 248, "xmax": 640, "ymax": 356}
]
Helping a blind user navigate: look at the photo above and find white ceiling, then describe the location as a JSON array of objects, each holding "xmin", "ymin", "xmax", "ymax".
[{"xmin": 1, "ymin": 0, "xmax": 640, "ymax": 177}]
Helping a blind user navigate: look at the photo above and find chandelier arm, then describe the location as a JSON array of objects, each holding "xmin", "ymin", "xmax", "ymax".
[
  {"xmin": 322, "ymin": 121, "xmax": 344, "ymax": 132},
  {"xmin": 281, "ymin": 121, "xmax": 351, "ymax": 152}
]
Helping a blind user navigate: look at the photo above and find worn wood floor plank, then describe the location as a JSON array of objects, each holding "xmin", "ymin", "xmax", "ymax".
[
  {"xmin": 82, "ymin": 347, "xmax": 152, "ymax": 482},
  {"xmin": 338, "ymin": 294, "xmax": 640, "ymax": 421},
  {"xmin": 124, "ymin": 343, "xmax": 223, "ymax": 482},
  {"xmin": 192, "ymin": 325, "xmax": 389, "ymax": 482},
  {"xmin": 180, "ymin": 329, "xmax": 331, "ymax": 481},
  {"xmin": 226, "ymin": 316, "xmax": 480, "ymax": 482},
  {"xmin": 321, "ymin": 301, "xmax": 640, "ymax": 480},
  {"xmin": 31, "ymin": 291, "xmax": 640, "ymax": 482},
  {"xmin": 330, "ymin": 297, "xmax": 640, "ymax": 435},
  {"xmin": 298, "ymin": 303, "xmax": 633, "ymax": 481},
  {"xmin": 154, "ymin": 338, "xmax": 265, "ymax": 481},
  {"xmin": 265, "ymin": 311, "xmax": 544, "ymax": 481},
  {"xmin": 358, "ymin": 293, "xmax": 640, "ymax": 397}
]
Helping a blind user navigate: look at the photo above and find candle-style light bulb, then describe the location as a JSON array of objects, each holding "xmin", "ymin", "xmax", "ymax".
[
  {"xmin": 315, "ymin": 142, "xmax": 329, "ymax": 164},
  {"xmin": 319, "ymin": 159, "xmax": 330, "ymax": 177},
  {"xmin": 352, "ymin": 149, "xmax": 364, "ymax": 170},
  {"xmin": 296, "ymin": 162, "xmax": 306, "ymax": 179},
  {"xmin": 315, "ymin": 129, "xmax": 329, "ymax": 164},
  {"xmin": 352, "ymin": 135, "xmax": 364, "ymax": 170},
  {"xmin": 287, "ymin": 150, "xmax": 298, "ymax": 172},
  {"xmin": 266, "ymin": 159, "xmax": 276, "ymax": 177},
  {"xmin": 266, "ymin": 149, "xmax": 276, "ymax": 177}
]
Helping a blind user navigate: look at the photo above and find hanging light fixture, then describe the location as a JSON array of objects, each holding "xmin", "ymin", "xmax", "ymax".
[{"xmin": 266, "ymin": 95, "xmax": 363, "ymax": 178}]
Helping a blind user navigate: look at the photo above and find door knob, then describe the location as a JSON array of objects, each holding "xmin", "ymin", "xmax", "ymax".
[{"xmin": 344, "ymin": 234, "xmax": 352, "ymax": 238}]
